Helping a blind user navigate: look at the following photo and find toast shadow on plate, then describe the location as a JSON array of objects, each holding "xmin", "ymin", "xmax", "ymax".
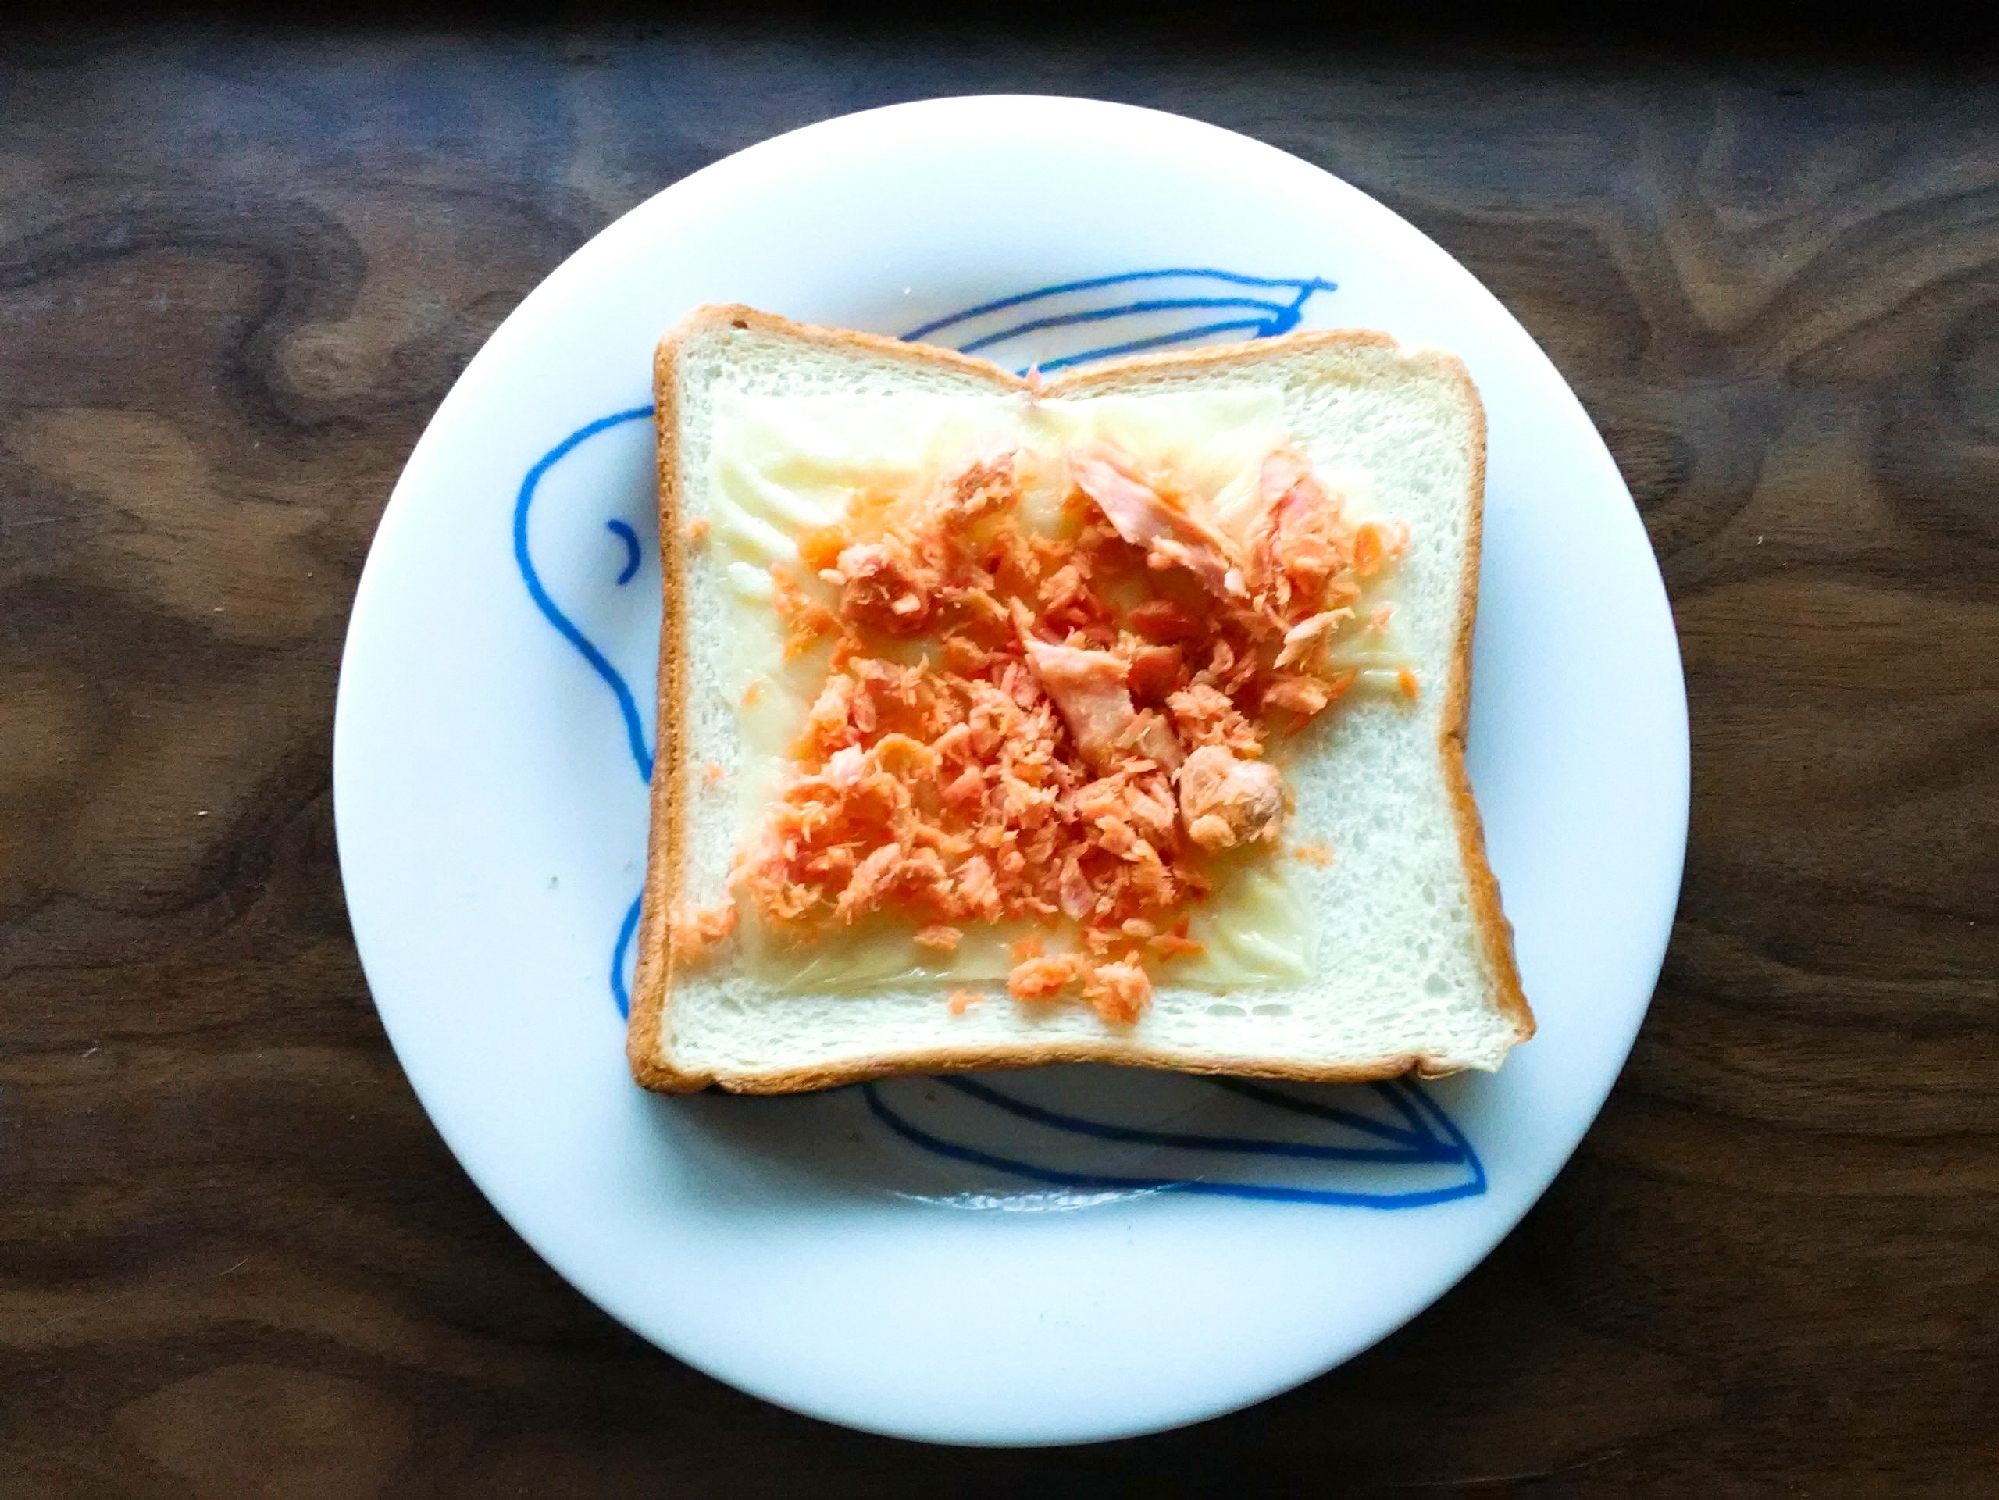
[{"xmin": 638, "ymin": 1064, "xmax": 1488, "ymax": 1213}]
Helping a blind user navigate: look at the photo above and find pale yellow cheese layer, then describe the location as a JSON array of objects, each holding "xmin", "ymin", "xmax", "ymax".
[{"xmin": 699, "ymin": 388, "xmax": 1390, "ymax": 993}]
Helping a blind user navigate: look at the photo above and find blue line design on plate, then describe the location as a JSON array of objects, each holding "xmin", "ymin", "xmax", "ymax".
[
  {"xmin": 512, "ymin": 403, "xmax": 656, "ymax": 781},
  {"xmin": 610, "ymin": 891, "xmax": 644, "ymax": 1020},
  {"xmin": 905, "ymin": 270, "xmax": 1334, "ymax": 373},
  {"xmin": 936, "ymin": 1075, "xmax": 1455, "ymax": 1164},
  {"xmin": 955, "ymin": 298, "xmax": 1294, "ymax": 354},
  {"xmin": 1398, "ymin": 1076, "xmax": 1489, "ymax": 1199},
  {"xmin": 606, "ymin": 519, "xmax": 643, "ymax": 585},
  {"xmin": 1206, "ymin": 1075, "xmax": 1433, "ymax": 1147},
  {"xmin": 511, "ymin": 268, "xmax": 1487, "ymax": 1210},
  {"xmin": 903, "ymin": 269, "xmax": 1336, "ymax": 341},
  {"xmin": 862, "ymin": 1077, "xmax": 1484, "ymax": 1209}
]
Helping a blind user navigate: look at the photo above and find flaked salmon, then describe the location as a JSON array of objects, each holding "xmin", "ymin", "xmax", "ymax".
[{"xmin": 719, "ymin": 431, "xmax": 1409, "ymax": 1025}]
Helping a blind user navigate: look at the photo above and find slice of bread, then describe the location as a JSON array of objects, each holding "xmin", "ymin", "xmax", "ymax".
[{"xmin": 629, "ymin": 305, "xmax": 1531, "ymax": 1094}]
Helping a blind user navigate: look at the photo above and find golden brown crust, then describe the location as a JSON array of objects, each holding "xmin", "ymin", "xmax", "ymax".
[
  {"xmin": 678, "ymin": 303, "xmax": 1026, "ymax": 393},
  {"xmin": 1044, "ymin": 325, "xmax": 1407, "ymax": 394},
  {"xmin": 1425, "ymin": 349, "xmax": 1535, "ymax": 1047},
  {"xmin": 627, "ymin": 305, "xmax": 1532, "ymax": 1093},
  {"xmin": 625, "ymin": 324, "xmax": 694, "ymax": 1089},
  {"xmin": 702, "ymin": 1043, "xmax": 1439, "ymax": 1095}
]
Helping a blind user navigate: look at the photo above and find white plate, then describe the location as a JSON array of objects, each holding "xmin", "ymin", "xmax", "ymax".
[{"xmin": 333, "ymin": 96, "xmax": 1687, "ymax": 1446}]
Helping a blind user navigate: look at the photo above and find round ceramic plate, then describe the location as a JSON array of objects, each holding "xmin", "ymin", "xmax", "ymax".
[{"xmin": 333, "ymin": 96, "xmax": 1688, "ymax": 1446}]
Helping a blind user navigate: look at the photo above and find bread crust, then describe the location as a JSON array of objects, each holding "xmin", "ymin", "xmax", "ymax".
[
  {"xmin": 624, "ymin": 322, "xmax": 690, "ymax": 1090},
  {"xmin": 627, "ymin": 304, "xmax": 1530, "ymax": 1092},
  {"xmin": 1426, "ymin": 350, "xmax": 1536, "ymax": 1049}
]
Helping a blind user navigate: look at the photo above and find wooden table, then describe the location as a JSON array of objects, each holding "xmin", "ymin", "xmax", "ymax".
[{"xmin": 3, "ymin": 23, "xmax": 1993, "ymax": 1494}]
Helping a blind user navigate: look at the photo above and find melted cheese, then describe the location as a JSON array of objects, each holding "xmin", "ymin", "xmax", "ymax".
[{"xmin": 703, "ymin": 388, "xmax": 1355, "ymax": 994}]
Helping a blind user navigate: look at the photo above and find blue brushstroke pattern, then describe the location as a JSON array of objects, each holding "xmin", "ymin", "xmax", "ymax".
[
  {"xmin": 904, "ymin": 269, "xmax": 1335, "ymax": 374},
  {"xmin": 606, "ymin": 519, "xmax": 643, "ymax": 585},
  {"xmin": 610, "ymin": 891, "xmax": 644, "ymax": 1020},
  {"xmin": 953, "ymin": 298, "xmax": 1291, "ymax": 356},
  {"xmin": 936, "ymin": 1075, "xmax": 1453, "ymax": 1164},
  {"xmin": 862, "ymin": 1076, "xmax": 1485, "ymax": 1210},
  {"xmin": 513, "ymin": 268, "xmax": 1489, "ymax": 1210},
  {"xmin": 902, "ymin": 268, "xmax": 1335, "ymax": 341},
  {"xmin": 512, "ymin": 404, "xmax": 656, "ymax": 781}
]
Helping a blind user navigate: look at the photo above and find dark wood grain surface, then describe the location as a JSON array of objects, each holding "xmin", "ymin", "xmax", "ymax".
[{"xmin": 2, "ymin": 22, "xmax": 1994, "ymax": 1495}]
